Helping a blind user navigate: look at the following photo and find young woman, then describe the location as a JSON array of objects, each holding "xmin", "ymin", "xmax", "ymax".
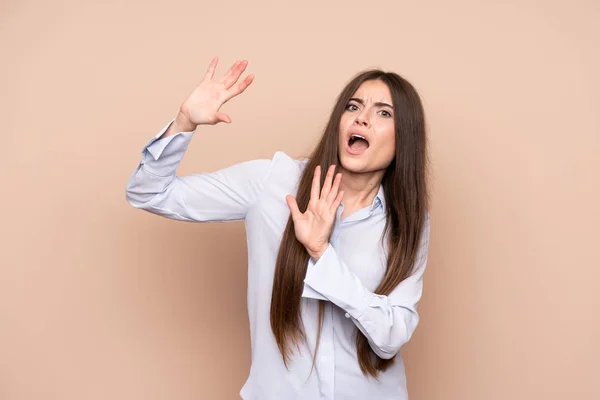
[{"xmin": 126, "ymin": 57, "xmax": 430, "ymax": 400}]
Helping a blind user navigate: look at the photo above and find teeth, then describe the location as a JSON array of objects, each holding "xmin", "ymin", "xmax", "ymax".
[{"xmin": 351, "ymin": 134, "xmax": 366, "ymax": 140}]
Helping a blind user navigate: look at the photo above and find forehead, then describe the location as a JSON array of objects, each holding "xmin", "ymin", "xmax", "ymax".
[{"xmin": 352, "ymin": 80, "xmax": 392, "ymax": 102}]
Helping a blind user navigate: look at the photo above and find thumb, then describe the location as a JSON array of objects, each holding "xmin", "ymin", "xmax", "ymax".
[
  {"xmin": 285, "ymin": 195, "xmax": 301, "ymax": 220},
  {"xmin": 216, "ymin": 112, "xmax": 231, "ymax": 124}
]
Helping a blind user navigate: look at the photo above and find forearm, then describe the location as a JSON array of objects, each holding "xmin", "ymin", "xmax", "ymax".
[
  {"xmin": 160, "ymin": 112, "xmax": 198, "ymax": 139},
  {"xmin": 302, "ymin": 244, "xmax": 426, "ymax": 359},
  {"xmin": 125, "ymin": 119, "xmax": 195, "ymax": 214},
  {"xmin": 126, "ymin": 118, "xmax": 275, "ymax": 222}
]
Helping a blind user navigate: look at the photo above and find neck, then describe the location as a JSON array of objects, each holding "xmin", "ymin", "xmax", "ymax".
[{"xmin": 338, "ymin": 167, "xmax": 385, "ymax": 217}]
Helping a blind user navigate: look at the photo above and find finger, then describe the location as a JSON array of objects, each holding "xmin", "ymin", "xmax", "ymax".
[
  {"xmin": 203, "ymin": 56, "xmax": 219, "ymax": 80},
  {"xmin": 286, "ymin": 195, "xmax": 302, "ymax": 220},
  {"xmin": 223, "ymin": 60, "xmax": 248, "ymax": 89},
  {"xmin": 310, "ymin": 166, "xmax": 321, "ymax": 203},
  {"xmin": 225, "ymin": 74, "xmax": 254, "ymax": 101},
  {"xmin": 320, "ymin": 165, "xmax": 336, "ymax": 201},
  {"xmin": 330, "ymin": 190, "xmax": 344, "ymax": 214},
  {"xmin": 219, "ymin": 60, "xmax": 240, "ymax": 84},
  {"xmin": 327, "ymin": 172, "xmax": 342, "ymax": 204},
  {"xmin": 216, "ymin": 112, "xmax": 231, "ymax": 124}
]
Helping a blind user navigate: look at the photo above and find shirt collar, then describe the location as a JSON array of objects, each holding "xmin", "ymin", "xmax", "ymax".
[{"xmin": 372, "ymin": 184, "xmax": 386, "ymax": 211}]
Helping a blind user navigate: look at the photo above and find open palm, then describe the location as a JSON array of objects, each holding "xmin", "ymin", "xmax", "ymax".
[
  {"xmin": 179, "ymin": 57, "xmax": 254, "ymax": 126},
  {"xmin": 286, "ymin": 165, "xmax": 344, "ymax": 260}
]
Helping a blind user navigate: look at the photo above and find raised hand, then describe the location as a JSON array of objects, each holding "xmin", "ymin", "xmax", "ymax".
[
  {"xmin": 286, "ymin": 165, "xmax": 344, "ymax": 261},
  {"xmin": 178, "ymin": 57, "xmax": 254, "ymax": 127}
]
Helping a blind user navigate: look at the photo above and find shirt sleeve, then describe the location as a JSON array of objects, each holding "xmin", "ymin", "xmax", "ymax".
[
  {"xmin": 125, "ymin": 118, "xmax": 275, "ymax": 222},
  {"xmin": 301, "ymin": 214, "xmax": 431, "ymax": 359}
]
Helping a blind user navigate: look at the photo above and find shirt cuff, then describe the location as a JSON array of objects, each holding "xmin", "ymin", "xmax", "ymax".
[
  {"xmin": 301, "ymin": 258, "xmax": 328, "ymax": 300},
  {"xmin": 139, "ymin": 119, "xmax": 196, "ymax": 177},
  {"xmin": 302, "ymin": 244, "xmax": 375, "ymax": 319},
  {"xmin": 142, "ymin": 118, "xmax": 196, "ymax": 161}
]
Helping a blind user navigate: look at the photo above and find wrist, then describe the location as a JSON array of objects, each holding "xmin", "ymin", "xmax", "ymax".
[
  {"xmin": 174, "ymin": 112, "xmax": 198, "ymax": 133},
  {"xmin": 308, "ymin": 243, "xmax": 329, "ymax": 262}
]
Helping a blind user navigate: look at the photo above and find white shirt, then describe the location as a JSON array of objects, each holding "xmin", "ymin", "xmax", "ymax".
[{"xmin": 126, "ymin": 119, "xmax": 431, "ymax": 400}]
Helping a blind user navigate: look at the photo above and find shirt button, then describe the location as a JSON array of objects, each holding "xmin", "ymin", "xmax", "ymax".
[{"xmin": 344, "ymin": 313, "xmax": 350, "ymax": 318}]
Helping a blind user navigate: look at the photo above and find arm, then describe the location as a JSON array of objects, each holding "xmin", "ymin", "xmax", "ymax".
[
  {"xmin": 301, "ymin": 215, "xmax": 430, "ymax": 359},
  {"xmin": 125, "ymin": 118, "xmax": 273, "ymax": 222},
  {"xmin": 285, "ymin": 160, "xmax": 431, "ymax": 359},
  {"xmin": 125, "ymin": 57, "xmax": 261, "ymax": 222}
]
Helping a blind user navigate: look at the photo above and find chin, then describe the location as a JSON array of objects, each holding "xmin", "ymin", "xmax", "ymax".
[{"xmin": 339, "ymin": 155, "xmax": 370, "ymax": 174}]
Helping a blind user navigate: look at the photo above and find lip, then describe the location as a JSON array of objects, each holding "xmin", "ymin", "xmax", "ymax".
[
  {"xmin": 345, "ymin": 129, "xmax": 371, "ymax": 156},
  {"xmin": 347, "ymin": 129, "xmax": 371, "ymax": 145}
]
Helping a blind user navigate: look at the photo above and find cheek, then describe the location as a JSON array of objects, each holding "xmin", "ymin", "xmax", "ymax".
[
  {"xmin": 377, "ymin": 124, "xmax": 395, "ymax": 147},
  {"xmin": 376, "ymin": 125, "xmax": 396, "ymax": 162},
  {"xmin": 339, "ymin": 114, "xmax": 351, "ymax": 132},
  {"xmin": 338, "ymin": 116, "xmax": 351, "ymax": 142}
]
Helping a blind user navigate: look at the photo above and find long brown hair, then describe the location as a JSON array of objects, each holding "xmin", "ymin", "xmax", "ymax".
[{"xmin": 270, "ymin": 69, "xmax": 429, "ymax": 378}]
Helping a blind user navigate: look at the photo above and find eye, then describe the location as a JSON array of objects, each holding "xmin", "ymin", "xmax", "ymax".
[
  {"xmin": 379, "ymin": 110, "xmax": 392, "ymax": 118},
  {"xmin": 345, "ymin": 103, "xmax": 359, "ymax": 111}
]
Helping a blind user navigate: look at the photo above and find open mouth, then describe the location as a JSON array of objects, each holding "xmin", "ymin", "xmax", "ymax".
[{"xmin": 347, "ymin": 134, "xmax": 370, "ymax": 154}]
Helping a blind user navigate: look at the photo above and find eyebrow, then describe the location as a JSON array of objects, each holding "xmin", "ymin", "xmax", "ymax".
[{"xmin": 349, "ymin": 97, "xmax": 394, "ymax": 109}]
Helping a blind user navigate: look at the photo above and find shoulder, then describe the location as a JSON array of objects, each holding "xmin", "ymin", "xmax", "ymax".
[
  {"xmin": 226, "ymin": 151, "xmax": 308, "ymax": 183},
  {"xmin": 249, "ymin": 151, "xmax": 310, "ymax": 201},
  {"xmin": 264, "ymin": 151, "xmax": 310, "ymax": 182}
]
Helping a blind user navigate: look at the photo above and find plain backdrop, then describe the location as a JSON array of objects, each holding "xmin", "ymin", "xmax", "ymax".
[{"xmin": 1, "ymin": 0, "xmax": 599, "ymax": 399}]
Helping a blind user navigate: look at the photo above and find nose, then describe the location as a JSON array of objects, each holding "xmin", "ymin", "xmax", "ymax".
[{"xmin": 354, "ymin": 111, "xmax": 369, "ymax": 127}]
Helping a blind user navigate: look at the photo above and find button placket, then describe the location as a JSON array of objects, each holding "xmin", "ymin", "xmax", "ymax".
[
  {"xmin": 317, "ymin": 302, "xmax": 336, "ymax": 399},
  {"xmin": 323, "ymin": 215, "xmax": 342, "ymax": 398}
]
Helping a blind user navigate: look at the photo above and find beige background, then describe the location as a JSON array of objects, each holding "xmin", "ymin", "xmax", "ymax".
[{"xmin": 2, "ymin": 0, "xmax": 599, "ymax": 399}]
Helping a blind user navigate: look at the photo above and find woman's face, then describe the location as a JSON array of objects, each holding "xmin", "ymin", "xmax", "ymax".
[{"xmin": 338, "ymin": 79, "xmax": 396, "ymax": 175}]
